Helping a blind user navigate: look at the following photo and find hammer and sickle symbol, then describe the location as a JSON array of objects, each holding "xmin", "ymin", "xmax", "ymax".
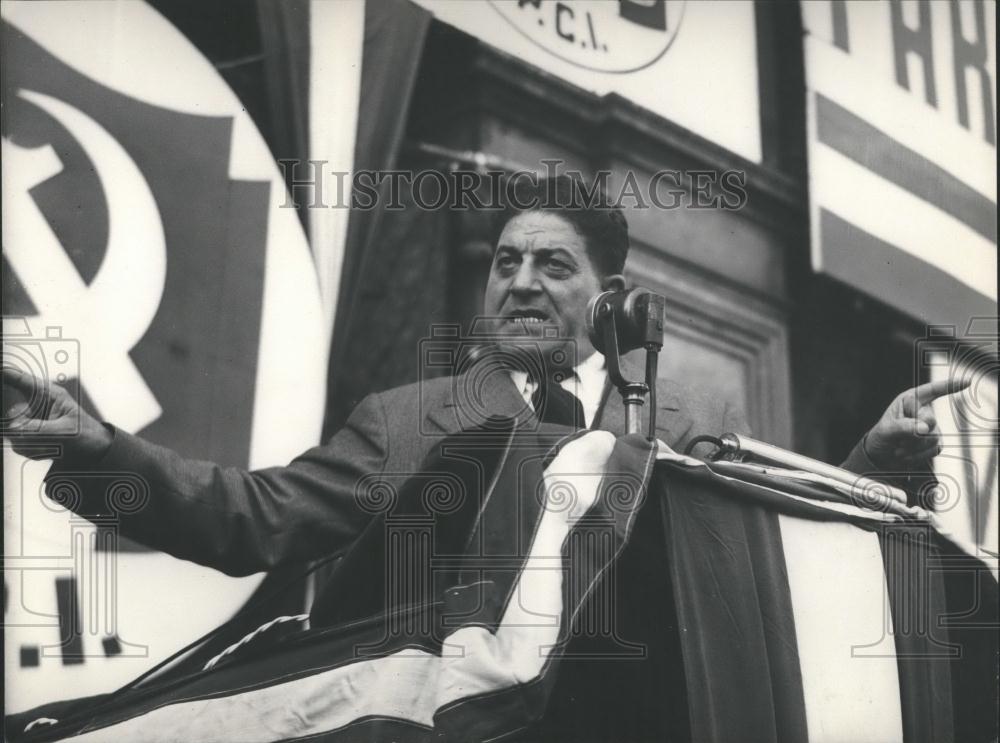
[{"xmin": 3, "ymin": 90, "xmax": 166, "ymax": 433}]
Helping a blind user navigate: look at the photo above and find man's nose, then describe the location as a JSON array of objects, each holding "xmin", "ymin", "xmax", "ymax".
[{"xmin": 510, "ymin": 261, "xmax": 541, "ymax": 295}]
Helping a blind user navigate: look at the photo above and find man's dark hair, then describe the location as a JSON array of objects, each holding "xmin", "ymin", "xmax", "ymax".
[{"xmin": 492, "ymin": 174, "xmax": 629, "ymax": 277}]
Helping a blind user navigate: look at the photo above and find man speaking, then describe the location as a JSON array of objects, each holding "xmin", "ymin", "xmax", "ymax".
[{"xmin": 2, "ymin": 176, "xmax": 964, "ymax": 578}]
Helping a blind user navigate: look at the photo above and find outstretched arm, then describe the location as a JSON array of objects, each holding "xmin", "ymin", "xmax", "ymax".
[{"xmin": 3, "ymin": 367, "xmax": 388, "ymax": 575}]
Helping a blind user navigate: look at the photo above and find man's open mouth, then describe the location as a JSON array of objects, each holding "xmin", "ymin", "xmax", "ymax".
[{"xmin": 503, "ymin": 310, "xmax": 551, "ymax": 325}]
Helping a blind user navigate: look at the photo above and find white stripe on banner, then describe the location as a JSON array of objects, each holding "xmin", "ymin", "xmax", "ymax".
[
  {"xmin": 436, "ymin": 431, "xmax": 616, "ymax": 706},
  {"xmin": 62, "ymin": 433, "xmax": 617, "ymax": 742},
  {"xmin": 804, "ymin": 33, "xmax": 996, "ymax": 202},
  {"xmin": 309, "ymin": 0, "xmax": 365, "ymax": 334},
  {"xmin": 69, "ymin": 653, "xmax": 442, "ymax": 743},
  {"xmin": 778, "ymin": 516, "xmax": 904, "ymax": 743},
  {"xmin": 811, "ymin": 143, "xmax": 997, "ymax": 301}
]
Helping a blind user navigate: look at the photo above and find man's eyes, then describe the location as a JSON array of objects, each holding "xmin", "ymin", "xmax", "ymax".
[
  {"xmin": 493, "ymin": 253, "xmax": 573, "ymax": 274},
  {"xmin": 544, "ymin": 257, "xmax": 574, "ymax": 275}
]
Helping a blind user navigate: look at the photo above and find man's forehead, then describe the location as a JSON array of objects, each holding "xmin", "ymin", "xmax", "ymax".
[
  {"xmin": 497, "ymin": 236, "xmax": 581, "ymax": 254},
  {"xmin": 497, "ymin": 212, "xmax": 587, "ymax": 254}
]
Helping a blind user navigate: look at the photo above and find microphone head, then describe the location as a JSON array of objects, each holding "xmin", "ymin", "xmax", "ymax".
[
  {"xmin": 585, "ymin": 291, "xmax": 616, "ymax": 354},
  {"xmin": 586, "ymin": 288, "xmax": 665, "ymax": 355}
]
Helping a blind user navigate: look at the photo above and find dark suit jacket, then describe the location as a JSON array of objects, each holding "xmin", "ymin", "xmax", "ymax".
[{"xmin": 50, "ymin": 353, "xmax": 766, "ymax": 576}]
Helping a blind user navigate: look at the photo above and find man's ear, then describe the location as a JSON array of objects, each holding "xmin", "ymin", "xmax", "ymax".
[{"xmin": 601, "ymin": 274, "xmax": 626, "ymax": 292}]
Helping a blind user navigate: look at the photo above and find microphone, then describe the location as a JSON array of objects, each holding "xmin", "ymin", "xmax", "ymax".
[
  {"xmin": 585, "ymin": 288, "xmax": 665, "ymax": 354},
  {"xmin": 585, "ymin": 288, "xmax": 666, "ymax": 439}
]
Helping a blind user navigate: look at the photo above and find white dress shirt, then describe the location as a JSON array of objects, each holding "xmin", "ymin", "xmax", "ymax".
[{"xmin": 508, "ymin": 350, "xmax": 607, "ymax": 428}]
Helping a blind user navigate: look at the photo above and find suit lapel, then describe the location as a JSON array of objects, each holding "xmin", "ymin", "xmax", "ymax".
[
  {"xmin": 426, "ymin": 364, "xmax": 533, "ymax": 436},
  {"xmin": 595, "ymin": 352, "xmax": 693, "ymax": 448}
]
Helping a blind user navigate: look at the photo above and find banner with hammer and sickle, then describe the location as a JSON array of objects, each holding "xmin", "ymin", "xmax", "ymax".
[{"xmin": 2, "ymin": 1, "xmax": 326, "ymax": 713}]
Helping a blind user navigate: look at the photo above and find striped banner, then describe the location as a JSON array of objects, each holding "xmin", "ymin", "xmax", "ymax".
[
  {"xmin": 654, "ymin": 457, "xmax": 998, "ymax": 743},
  {"xmin": 802, "ymin": 0, "xmax": 996, "ymax": 325}
]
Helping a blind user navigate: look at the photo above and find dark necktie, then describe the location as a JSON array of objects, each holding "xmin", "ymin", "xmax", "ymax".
[{"xmin": 531, "ymin": 376, "xmax": 586, "ymax": 429}]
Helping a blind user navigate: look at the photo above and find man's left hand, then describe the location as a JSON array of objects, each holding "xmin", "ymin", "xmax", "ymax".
[{"xmin": 863, "ymin": 378, "xmax": 971, "ymax": 469}]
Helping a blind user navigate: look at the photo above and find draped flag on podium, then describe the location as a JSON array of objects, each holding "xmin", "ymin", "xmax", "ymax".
[{"xmin": 8, "ymin": 430, "xmax": 997, "ymax": 743}]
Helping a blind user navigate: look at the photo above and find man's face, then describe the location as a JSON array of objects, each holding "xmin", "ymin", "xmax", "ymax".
[{"xmin": 483, "ymin": 211, "xmax": 621, "ymax": 364}]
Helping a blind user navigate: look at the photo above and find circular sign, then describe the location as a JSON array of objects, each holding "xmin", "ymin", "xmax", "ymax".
[
  {"xmin": 488, "ymin": 0, "xmax": 685, "ymax": 74},
  {"xmin": 2, "ymin": 0, "xmax": 325, "ymax": 715}
]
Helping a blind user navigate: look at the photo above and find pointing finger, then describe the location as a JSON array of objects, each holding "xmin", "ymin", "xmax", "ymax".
[{"xmin": 903, "ymin": 377, "xmax": 972, "ymax": 414}]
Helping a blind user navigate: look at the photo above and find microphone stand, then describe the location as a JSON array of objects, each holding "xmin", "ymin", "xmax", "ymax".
[{"xmin": 592, "ymin": 298, "xmax": 663, "ymax": 439}]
